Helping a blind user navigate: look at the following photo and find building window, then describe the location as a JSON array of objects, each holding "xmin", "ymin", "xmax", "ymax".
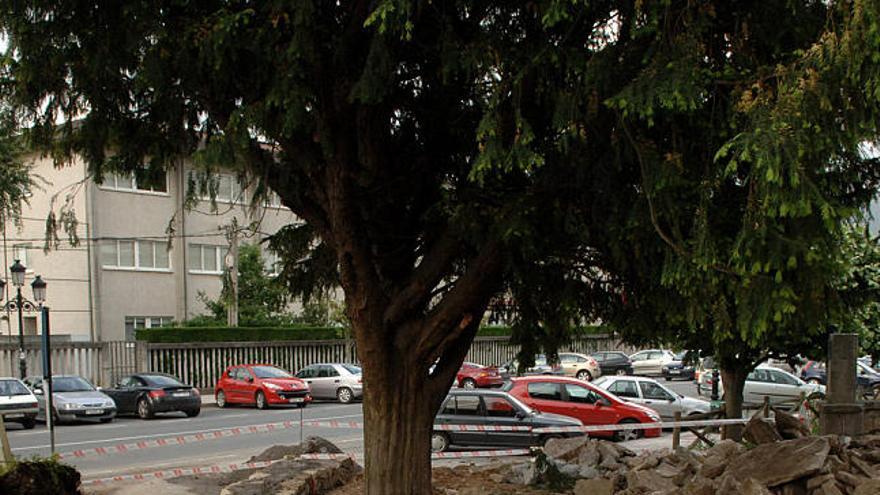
[
  {"xmin": 101, "ymin": 170, "xmax": 168, "ymax": 194},
  {"xmin": 188, "ymin": 244, "xmax": 224, "ymax": 274},
  {"xmin": 265, "ymin": 191, "xmax": 285, "ymax": 209},
  {"xmin": 12, "ymin": 244, "xmax": 31, "ymax": 270},
  {"xmin": 263, "ymin": 249, "xmax": 281, "ymax": 276},
  {"xmin": 189, "ymin": 171, "xmax": 243, "ymax": 204},
  {"xmin": 124, "ymin": 316, "xmax": 173, "ymax": 341},
  {"xmin": 101, "ymin": 240, "xmax": 170, "ymax": 271}
]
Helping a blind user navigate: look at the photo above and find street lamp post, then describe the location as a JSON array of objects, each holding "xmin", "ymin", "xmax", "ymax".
[{"xmin": 0, "ymin": 260, "xmax": 45, "ymax": 379}]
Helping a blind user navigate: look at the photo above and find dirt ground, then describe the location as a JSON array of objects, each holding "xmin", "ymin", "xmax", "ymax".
[{"xmin": 326, "ymin": 464, "xmax": 562, "ymax": 495}]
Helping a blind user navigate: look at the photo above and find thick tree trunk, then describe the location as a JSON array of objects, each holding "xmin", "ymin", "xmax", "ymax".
[
  {"xmin": 361, "ymin": 361, "xmax": 436, "ymax": 495},
  {"xmin": 720, "ymin": 367, "xmax": 748, "ymax": 441}
]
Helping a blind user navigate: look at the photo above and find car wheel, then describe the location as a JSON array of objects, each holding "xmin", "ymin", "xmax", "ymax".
[
  {"xmin": 461, "ymin": 378, "xmax": 477, "ymax": 389},
  {"xmin": 664, "ymin": 376, "xmax": 671, "ymax": 381},
  {"xmin": 216, "ymin": 390, "xmax": 227, "ymax": 408},
  {"xmin": 297, "ymin": 401, "xmax": 308, "ymax": 409},
  {"xmin": 807, "ymin": 378, "xmax": 822, "ymax": 385},
  {"xmin": 21, "ymin": 417, "xmax": 36, "ymax": 429},
  {"xmin": 255, "ymin": 391, "xmax": 268, "ymax": 410},
  {"xmin": 616, "ymin": 368, "xmax": 627, "ymax": 376},
  {"xmin": 137, "ymin": 398, "xmax": 154, "ymax": 419},
  {"xmin": 614, "ymin": 419, "xmax": 641, "ymax": 442},
  {"xmin": 431, "ymin": 432, "xmax": 450, "ymax": 453},
  {"xmin": 185, "ymin": 408, "xmax": 201, "ymax": 418},
  {"xmin": 337, "ymin": 387, "xmax": 354, "ymax": 404},
  {"xmin": 576, "ymin": 370, "xmax": 592, "ymax": 381}
]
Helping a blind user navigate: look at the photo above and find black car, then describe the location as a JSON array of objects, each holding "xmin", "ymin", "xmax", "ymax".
[
  {"xmin": 432, "ymin": 390, "xmax": 583, "ymax": 452},
  {"xmin": 801, "ymin": 360, "xmax": 880, "ymax": 398},
  {"xmin": 662, "ymin": 351, "xmax": 696, "ymax": 381},
  {"xmin": 103, "ymin": 373, "xmax": 201, "ymax": 419},
  {"xmin": 591, "ymin": 351, "xmax": 634, "ymax": 376}
]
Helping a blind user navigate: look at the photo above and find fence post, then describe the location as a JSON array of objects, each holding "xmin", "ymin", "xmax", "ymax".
[
  {"xmin": 136, "ymin": 341, "xmax": 149, "ymax": 374},
  {"xmin": 672, "ymin": 411, "xmax": 681, "ymax": 450},
  {"xmin": 763, "ymin": 396, "xmax": 770, "ymax": 418}
]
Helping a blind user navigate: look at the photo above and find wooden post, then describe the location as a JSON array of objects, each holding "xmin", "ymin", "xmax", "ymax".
[
  {"xmin": 672, "ymin": 411, "xmax": 681, "ymax": 450},
  {"xmin": 0, "ymin": 415, "xmax": 13, "ymax": 465},
  {"xmin": 763, "ymin": 396, "xmax": 770, "ymax": 418}
]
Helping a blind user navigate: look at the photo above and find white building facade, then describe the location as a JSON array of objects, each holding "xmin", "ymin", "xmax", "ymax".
[{"xmin": 1, "ymin": 155, "xmax": 298, "ymax": 342}]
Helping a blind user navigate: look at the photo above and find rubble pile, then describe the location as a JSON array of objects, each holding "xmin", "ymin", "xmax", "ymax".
[
  {"xmin": 218, "ymin": 437, "xmax": 362, "ymax": 495},
  {"xmin": 533, "ymin": 432, "xmax": 880, "ymax": 495}
]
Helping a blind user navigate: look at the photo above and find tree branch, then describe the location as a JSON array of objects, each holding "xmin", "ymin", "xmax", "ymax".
[{"xmin": 384, "ymin": 228, "xmax": 462, "ymax": 326}]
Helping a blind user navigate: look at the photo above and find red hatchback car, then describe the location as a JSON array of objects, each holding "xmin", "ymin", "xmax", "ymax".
[
  {"xmin": 457, "ymin": 362, "xmax": 504, "ymax": 389},
  {"xmin": 503, "ymin": 376, "xmax": 661, "ymax": 441},
  {"xmin": 215, "ymin": 364, "xmax": 312, "ymax": 409}
]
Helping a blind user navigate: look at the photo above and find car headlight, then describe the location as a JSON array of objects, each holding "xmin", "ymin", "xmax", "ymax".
[
  {"xmin": 61, "ymin": 403, "xmax": 82, "ymax": 410},
  {"xmin": 264, "ymin": 383, "xmax": 283, "ymax": 390},
  {"xmin": 648, "ymin": 411, "xmax": 661, "ymax": 421},
  {"xmin": 104, "ymin": 401, "xmax": 115, "ymax": 408}
]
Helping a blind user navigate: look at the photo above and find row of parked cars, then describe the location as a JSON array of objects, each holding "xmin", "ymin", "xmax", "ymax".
[
  {"xmin": 0, "ymin": 372, "xmax": 202, "ymax": 429},
  {"xmin": 0, "ymin": 362, "xmax": 363, "ymax": 429}
]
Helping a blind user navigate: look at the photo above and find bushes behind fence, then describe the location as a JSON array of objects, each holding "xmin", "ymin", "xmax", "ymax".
[{"xmin": 136, "ymin": 325, "xmax": 609, "ymax": 343}]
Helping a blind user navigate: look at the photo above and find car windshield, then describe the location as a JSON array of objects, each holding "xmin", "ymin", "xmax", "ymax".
[
  {"xmin": 53, "ymin": 376, "xmax": 95, "ymax": 392},
  {"xmin": 143, "ymin": 375, "xmax": 185, "ymax": 387},
  {"xmin": 342, "ymin": 364, "xmax": 362, "ymax": 375},
  {"xmin": 0, "ymin": 379, "xmax": 31, "ymax": 396},
  {"xmin": 252, "ymin": 366, "xmax": 292, "ymax": 378},
  {"xmin": 674, "ymin": 351, "xmax": 687, "ymax": 360},
  {"xmin": 504, "ymin": 393, "xmax": 535, "ymax": 415},
  {"xmin": 592, "ymin": 376, "xmax": 611, "ymax": 387}
]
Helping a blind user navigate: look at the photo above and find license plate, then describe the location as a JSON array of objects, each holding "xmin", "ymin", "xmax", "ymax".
[
  {"xmin": 173, "ymin": 392, "xmax": 190, "ymax": 397},
  {"xmin": 85, "ymin": 409, "xmax": 103, "ymax": 415},
  {"xmin": 288, "ymin": 398, "xmax": 304, "ymax": 403},
  {"xmin": 670, "ymin": 370, "xmax": 680, "ymax": 374},
  {"xmin": 4, "ymin": 413, "xmax": 23, "ymax": 419}
]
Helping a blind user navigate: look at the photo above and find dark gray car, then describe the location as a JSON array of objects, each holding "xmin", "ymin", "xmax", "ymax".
[{"xmin": 432, "ymin": 389, "xmax": 583, "ymax": 452}]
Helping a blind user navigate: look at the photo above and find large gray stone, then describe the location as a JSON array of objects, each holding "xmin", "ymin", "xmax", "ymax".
[
  {"xmin": 724, "ymin": 436, "xmax": 831, "ymax": 487},
  {"xmin": 247, "ymin": 436, "xmax": 343, "ymax": 463},
  {"xmin": 625, "ymin": 469, "xmax": 676, "ymax": 493},
  {"xmin": 573, "ymin": 478, "xmax": 615, "ymax": 495},
  {"xmin": 543, "ymin": 436, "xmax": 593, "ymax": 462},
  {"xmin": 220, "ymin": 458, "xmax": 360, "ymax": 495}
]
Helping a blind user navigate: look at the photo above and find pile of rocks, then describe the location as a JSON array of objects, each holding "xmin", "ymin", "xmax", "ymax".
[
  {"xmin": 219, "ymin": 437, "xmax": 362, "ymax": 495},
  {"xmin": 535, "ymin": 433, "xmax": 880, "ymax": 495}
]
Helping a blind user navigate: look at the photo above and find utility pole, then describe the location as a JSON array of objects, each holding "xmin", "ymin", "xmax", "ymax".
[{"xmin": 224, "ymin": 219, "xmax": 240, "ymax": 327}]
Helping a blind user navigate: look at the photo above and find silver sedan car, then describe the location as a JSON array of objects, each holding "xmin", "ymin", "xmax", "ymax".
[
  {"xmin": 294, "ymin": 363, "xmax": 363, "ymax": 403},
  {"xmin": 26, "ymin": 375, "xmax": 117, "ymax": 423},
  {"xmin": 593, "ymin": 375, "xmax": 711, "ymax": 420}
]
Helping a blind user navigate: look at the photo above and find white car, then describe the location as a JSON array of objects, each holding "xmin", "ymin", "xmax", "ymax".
[
  {"xmin": 0, "ymin": 377, "xmax": 39, "ymax": 429},
  {"xmin": 593, "ymin": 375, "xmax": 711, "ymax": 420},
  {"xmin": 629, "ymin": 349, "xmax": 676, "ymax": 376},
  {"xmin": 709, "ymin": 366, "xmax": 825, "ymax": 408}
]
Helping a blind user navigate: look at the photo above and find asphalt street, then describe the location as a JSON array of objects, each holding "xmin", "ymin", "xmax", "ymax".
[
  {"xmin": 3, "ymin": 378, "xmax": 706, "ymax": 482},
  {"xmin": 6, "ymin": 401, "xmax": 365, "ymax": 480}
]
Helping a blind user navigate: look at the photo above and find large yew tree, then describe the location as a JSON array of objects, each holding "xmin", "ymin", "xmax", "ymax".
[{"xmin": 3, "ymin": 1, "xmax": 880, "ymax": 492}]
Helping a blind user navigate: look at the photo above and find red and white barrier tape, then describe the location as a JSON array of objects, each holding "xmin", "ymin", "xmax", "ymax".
[
  {"xmin": 83, "ymin": 460, "xmax": 282, "ymax": 486},
  {"xmin": 62, "ymin": 417, "xmax": 755, "ymax": 461},
  {"xmin": 434, "ymin": 424, "xmax": 532, "ymax": 432},
  {"xmin": 296, "ymin": 449, "xmax": 531, "ymax": 461},
  {"xmin": 57, "ymin": 419, "xmax": 363, "ymax": 460},
  {"xmin": 533, "ymin": 417, "xmax": 753, "ymax": 434}
]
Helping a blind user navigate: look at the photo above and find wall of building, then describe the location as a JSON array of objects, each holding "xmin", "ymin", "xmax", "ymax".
[
  {"xmin": 4, "ymin": 155, "xmax": 302, "ymax": 342},
  {"xmin": 2, "ymin": 155, "xmax": 93, "ymax": 341}
]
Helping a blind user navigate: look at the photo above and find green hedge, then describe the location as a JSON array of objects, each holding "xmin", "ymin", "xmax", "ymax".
[
  {"xmin": 136, "ymin": 326, "xmax": 348, "ymax": 343},
  {"xmin": 137, "ymin": 325, "xmax": 606, "ymax": 343}
]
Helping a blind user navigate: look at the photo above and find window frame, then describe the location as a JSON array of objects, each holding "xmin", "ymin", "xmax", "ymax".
[
  {"xmin": 99, "ymin": 171, "xmax": 169, "ymax": 196},
  {"xmin": 188, "ymin": 243, "xmax": 225, "ymax": 274},
  {"xmin": 102, "ymin": 239, "xmax": 172, "ymax": 272}
]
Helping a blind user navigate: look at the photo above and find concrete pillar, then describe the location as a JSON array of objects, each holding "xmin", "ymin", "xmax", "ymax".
[
  {"xmin": 828, "ymin": 333, "xmax": 858, "ymax": 403},
  {"xmin": 820, "ymin": 333, "xmax": 865, "ymax": 436}
]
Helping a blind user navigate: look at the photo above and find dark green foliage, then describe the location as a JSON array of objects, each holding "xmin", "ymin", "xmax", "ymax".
[
  {"xmin": 0, "ymin": 457, "xmax": 82, "ymax": 495},
  {"xmin": 136, "ymin": 326, "xmax": 347, "ymax": 343},
  {"xmin": 0, "ymin": 109, "xmax": 34, "ymax": 229},
  {"xmin": 197, "ymin": 244, "xmax": 295, "ymax": 326}
]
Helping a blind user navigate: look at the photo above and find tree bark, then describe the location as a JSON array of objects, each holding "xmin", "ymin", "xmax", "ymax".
[
  {"xmin": 361, "ymin": 357, "xmax": 437, "ymax": 495},
  {"xmin": 720, "ymin": 367, "xmax": 748, "ymax": 441}
]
